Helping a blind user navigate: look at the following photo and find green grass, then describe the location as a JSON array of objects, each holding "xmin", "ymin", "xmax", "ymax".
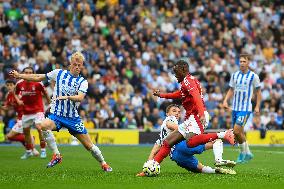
[{"xmin": 0, "ymin": 145, "xmax": 283, "ymax": 189}]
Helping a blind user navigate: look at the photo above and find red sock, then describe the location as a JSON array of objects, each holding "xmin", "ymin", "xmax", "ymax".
[
  {"xmin": 8, "ymin": 134, "xmax": 25, "ymax": 146},
  {"xmin": 25, "ymin": 143, "xmax": 34, "ymax": 150},
  {"xmin": 153, "ymin": 141, "xmax": 171, "ymax": 163},
  {"xmin": 40, "ymin": 140, "xmax": 46, "ymax": 149},
  {"xmin": 187, "ymin": 133, "xmax": 218, "ymax": 147}
]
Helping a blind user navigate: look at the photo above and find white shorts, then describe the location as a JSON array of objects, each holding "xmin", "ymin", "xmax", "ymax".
[
  {"xmin": 22, "ymin": 112, "xmax": 45, "ymax": 128},
  {"xmin": 11, "ymin": 119, "xmax": 23, "ymax": 133},
  {"xmin": 178, "ymin": 111, "xmax": 210, "ymax": 139}
]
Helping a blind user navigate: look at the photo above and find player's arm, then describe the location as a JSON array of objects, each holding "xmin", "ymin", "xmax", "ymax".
[
  {"xmin": 57, "ymin": 92, "xmax": 86, "ymax": 102},
  {"xmin": 13, "ymin": 92, "xmax": 24, "ymax": 106},
  {"xmin": 153, "ymin": 89, "xmax": 181, "ymax": 99},
  {"xmin": 9, "ymin": 70, "xmax": 46, "ymax": 82},
  {"xmin": 166, "ymin": 120, "xmax": 178, "ymax": 131},
  {"xmin": 253, "ymin": 74, "xmax": 262, "ymax": 115},
  {"xmin": 223, "ymin": 87, "xmax": 234, "ymax": 109},
  {"xmin": 223, "ymin": 73, "xmax": 235, "ymax": 109},
  {"xmin": 41, "ymin": 85, "xmax": 51, "ymax": 104},
  {"xmin": 254, "ymin": 88, "xmax": 261, "ymax": 115},
  {"xmin": 148, "ymin": 140, "xmax": 162, "ymax": 160}
]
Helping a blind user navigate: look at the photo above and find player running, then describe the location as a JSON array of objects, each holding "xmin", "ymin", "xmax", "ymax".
[
  {"xmin": 10, "ymin": 52, "xmax": 112, "ymax": 171},
  {"xmin": 137, "ymin": 104, "xmax": 236, "ymax": 176},
  {"xmin": 15, "ymin": 67, "xmax": 50, "ymax": 159},
  {"xmin": 223, "ymin": 54, "xmax": 262, "ymax": 163},
  {"xmin": 2, "ymin": 80, "xmax": 39, "ymax": 158},
  {"xmin": 151, "ymin": 58, "xmax": 235, "ymax": 165}
]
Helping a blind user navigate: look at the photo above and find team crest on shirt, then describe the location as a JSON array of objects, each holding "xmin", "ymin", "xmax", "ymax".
[
  {"xmin": 32, "ymin": 86, "xmax": 35, "ymax": 91},
  {"xmin": 21, "ymin": 87, "xmax": 24, "ymax": 90}
]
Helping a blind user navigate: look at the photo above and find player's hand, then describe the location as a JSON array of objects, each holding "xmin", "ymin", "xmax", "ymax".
[
  {"xmin": 18, "ymin": 100, "xmax": 24, "ymax": 106},
  {"xmin": 153, "ymin": 89, "xmax": 161, "ymax": 97},
  {"xmin": 9, "ymin": 70, "xmax": 20, "ymax": 79},
  {"xmin": 222, "ymin": 101, "xmax": 229, "ymax": 109},
  {"xmin": 56, "ymin": 96, "xmax": 69, "ymax": 100},
  {"xmin": 254, "ymin": 106, "xmax": 260, "ymax": 115}
]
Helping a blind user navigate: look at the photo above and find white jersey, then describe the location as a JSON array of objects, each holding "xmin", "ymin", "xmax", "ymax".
[
  {"xmin": 229, "ymin": 70, "xmax": 260, "ymax": 112},
  {"xmin": 46, "ymin": 69, "xmax": 88, "ymax": 118},
  {"xmin": 156, "ymin": 116, "xmax": 178, "ymax": 145}
]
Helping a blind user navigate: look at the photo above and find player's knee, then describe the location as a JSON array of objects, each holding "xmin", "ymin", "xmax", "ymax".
[{"xmin": 233, "ymin": 129, "xmax": 241, "ymax": 136}]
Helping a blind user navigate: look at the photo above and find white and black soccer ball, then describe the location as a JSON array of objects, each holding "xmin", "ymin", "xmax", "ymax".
[{"xmin": 142, "ymin": 160, "xmax": 161, "ymax": 177}]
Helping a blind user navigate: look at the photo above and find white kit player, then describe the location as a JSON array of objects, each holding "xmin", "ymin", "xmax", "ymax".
[
  {"xmin": 10, "ymin": 52, "xmax": 112, "ymax": 171},
  {"xmin": 223, "ymin": 54, "xmax": 262, "ymax": 163}
]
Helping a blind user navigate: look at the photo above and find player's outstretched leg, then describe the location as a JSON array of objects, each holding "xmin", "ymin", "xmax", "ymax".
[
  {"xmin": 21, "ymin": 127, "xmax": 34, "ymax": 160},
  {"xmin": 199, "ymin": 163, "xmax": 236, "ymax": 174},
  {"xmin": 75, "ymin": 133, "xmax": 112, "ymax": 172},
  {"xmin": 42, "ymin": 130, "xmax": 62, "ymax": 168},
  {"xmin": 37, "ymin": 127, "xmax": 47, "ymax": 159},
  {"xmin": 212, "ymin": 139, "xmax": 236, "ymax": 167},
  {"xmin": 154, "ymin": 130, "xmax": 184, "ymax": 163},
  {"xmin": 187, "ymin": 129, "xmax": 235, "ymax": 148}
]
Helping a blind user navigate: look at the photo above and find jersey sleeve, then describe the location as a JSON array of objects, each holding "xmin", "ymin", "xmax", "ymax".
[
  {"xmin": 45, "ymin": 69, "xmax": 61, "ymax": 82},
  {"xmin": 253, "ymin": 74, "xmax": 261, "ymax": 89},
  {"xmin": 229, "ymin": 73, "xmax": 235, "ymax": 88},
  {"xmin": 78, "ymin": 80, "xmax": 88, "ymax": 93},
  {"xmin": 159, "ymin": 90, "xmax": 181, "ymax": 99}
]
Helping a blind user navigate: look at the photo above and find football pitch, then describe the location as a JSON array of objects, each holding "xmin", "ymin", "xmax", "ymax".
[{"xmin": 0, "ymin": 145, "xmax": 283, "ymax": 189}]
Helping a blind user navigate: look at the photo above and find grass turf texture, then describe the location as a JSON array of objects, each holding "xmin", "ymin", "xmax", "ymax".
[{"xmin": 0, "ymin": 146, "xmax": 283, "ymax": 189}]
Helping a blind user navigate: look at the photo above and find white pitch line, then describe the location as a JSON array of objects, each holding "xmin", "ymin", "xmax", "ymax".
[{"xmin": 226, "ymin": 148, "xmax": 284, "ymax": 154}]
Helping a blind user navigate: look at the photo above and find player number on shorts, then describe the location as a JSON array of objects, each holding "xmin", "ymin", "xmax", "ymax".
[
  {"xmin": 75, "ymin": 122, "xmax": 84, "ymax": 132},
  {"xmin": 237, "ymin": 116, "xmax": 244, "ymax": 123}
]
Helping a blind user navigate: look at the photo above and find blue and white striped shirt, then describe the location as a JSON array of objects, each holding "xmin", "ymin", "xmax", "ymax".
[
  {"xmin": 46, "ymin": 69, "xmax": 88, "ymax": 118},
  {"xmin": 229, "ymin": 70, "xmax": 260, "ymax": 112}
]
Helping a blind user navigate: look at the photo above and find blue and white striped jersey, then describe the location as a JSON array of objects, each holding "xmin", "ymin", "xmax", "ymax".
[
  {"xmin": 46, "ymin": 69, "xmax": 88, "ymax": 118},
  {"xmin": 229, "ymin": 70, "xmax": 260, "ymax": 112}
]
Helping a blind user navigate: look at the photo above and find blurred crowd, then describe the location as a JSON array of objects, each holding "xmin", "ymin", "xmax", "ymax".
[{"xmin": 0, "ymin": 0, "xmax": 284, "ymax": 132}]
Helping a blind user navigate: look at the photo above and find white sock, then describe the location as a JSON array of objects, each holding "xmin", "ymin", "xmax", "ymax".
[
  {"xmin": 42, "ymin": 130, "xmax": 60, "ymax": 155},
  {"xmin": 240, "ymin": 142, "xmax": 246, "ymax": 153},
  {"xmin": 201, "ymin": 166, "xmax": 216, "ymax": 174},
  {"xmin": 213, "ymin": 139, "xmax": 223, "ymax": 162},
  {"xmin": 90, "ymin": 145, "xmax": 106, "ymax": 164},
  {"xmin": 217, "ymin": 131, "xmax": 226, "ymax": 139},
  {"xmin": 244, "ymin": 141, "xmax": 251, "ymax": 154}
]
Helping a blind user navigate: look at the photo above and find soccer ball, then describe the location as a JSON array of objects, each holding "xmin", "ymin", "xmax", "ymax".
[{"xmin": 142, "ymin": 160, "xmax": 161, "ymax": 177}]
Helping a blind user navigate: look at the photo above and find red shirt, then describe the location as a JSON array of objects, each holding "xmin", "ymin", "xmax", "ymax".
[
  {"xmin": 160, "ymin": 74, "xmax": 206, "ymax": 119},
  {"xmin": 5, "ymin": 92, "xmax": 24, "ymax": 119},
  {"xmin": 15, "ymin": 80, "xmax": 45, "ymax": 115}
]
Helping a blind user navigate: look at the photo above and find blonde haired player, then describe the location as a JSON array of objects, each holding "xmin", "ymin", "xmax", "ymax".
[{"xmin": 10, "ymin": 52, "xmax": 112, "ymax": 171}]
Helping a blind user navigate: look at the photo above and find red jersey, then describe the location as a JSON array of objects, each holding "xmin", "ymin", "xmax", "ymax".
[
  {"xmin": 160, "ymin": 74, "xmax": 206, "ymax": 119},
  {"xmin": 15, "ymin": 80, "xmax": 45, "ymax": 115},
  {"xmin": 5, "ymin": 92, "xmax": 24, "ymax": 119}
]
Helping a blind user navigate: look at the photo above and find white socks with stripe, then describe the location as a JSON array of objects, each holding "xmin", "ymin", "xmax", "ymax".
[
  {"xmin": 202, "ymin": 166, "xmax": 216, "ymax": 174},
  {"xmin": 213, "ymin": 139, "xmax": 223, "ymax": 162},
  {"xmin": 42, "ymin": 130, "xmax": 60, "ymax": 155},
  {"xmin": 90, "ymin": 145, "xmax": 106, "ymax": 165}
]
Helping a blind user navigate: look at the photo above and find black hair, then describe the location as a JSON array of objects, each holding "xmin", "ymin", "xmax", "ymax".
[
  {"xmin": 22, "ymin": 66, "xmax": 35, "ymax": 73},
  {"xmin": 5, "ymin": 80, "xmax": 15, "ymax": 84}
]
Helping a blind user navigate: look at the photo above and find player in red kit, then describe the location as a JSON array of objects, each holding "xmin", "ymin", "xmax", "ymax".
[
  {"xmin": 2, "ymin": 80, "xmax": 39, "ymax": 158},
  {"xmin": 151, "ymin": 58, "xmax": 235, "ymax": 165},
  {"xmin": 15, "ymin": 67, "xmax": 51, "ymax": 159}
]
